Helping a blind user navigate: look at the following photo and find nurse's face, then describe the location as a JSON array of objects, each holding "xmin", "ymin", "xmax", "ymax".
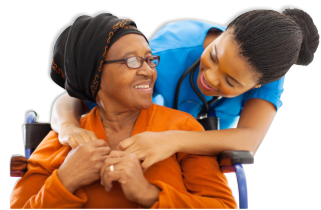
[{"xmin": 198, "ymin": 30, "xmax": 261, "ymax": 98}]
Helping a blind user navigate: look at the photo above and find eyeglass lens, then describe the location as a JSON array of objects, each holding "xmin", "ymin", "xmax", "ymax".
[{"xmin": 127, "ymin": 56, "xmax": 159, "ymax": 68}]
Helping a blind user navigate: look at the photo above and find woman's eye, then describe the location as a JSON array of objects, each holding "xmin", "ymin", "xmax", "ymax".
[{"xmin": 226, "ymin": 77, "xmax": 235, "ymax": 87}]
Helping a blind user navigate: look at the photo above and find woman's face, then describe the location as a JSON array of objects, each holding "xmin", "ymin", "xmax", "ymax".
[
  {"xmin": 197, "ymin": 31, "xmax": 261, "ymax": 98},
  {"xmin": 98, "ymin": 34, "xmax": 157, "ymax": 111}
]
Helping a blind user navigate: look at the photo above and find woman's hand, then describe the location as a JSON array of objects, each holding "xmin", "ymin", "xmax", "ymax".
[
  {"xmin": 116, "ymin": 131, "xmax": 179, "ymax": 171},
  {"xmin": 58, "ymin": 122, "xmax": 98, "ymax": 149},
  {"xmin": 100, "ymin": 151, "xmax": 161, "ymax": 208},
  {"xmin": 57, "ymin": 140, "xmax": 110, "ymax": 193}
]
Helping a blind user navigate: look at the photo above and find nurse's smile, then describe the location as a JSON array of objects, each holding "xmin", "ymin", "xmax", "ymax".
[{"xmin": 200, "ymin": 71, "xmax": 219, "ymax": 91}]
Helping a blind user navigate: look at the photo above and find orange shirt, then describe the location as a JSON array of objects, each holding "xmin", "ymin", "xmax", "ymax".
[{"xmin": 11, "ymin": 104, "xmax": 237, "ymax": 209}]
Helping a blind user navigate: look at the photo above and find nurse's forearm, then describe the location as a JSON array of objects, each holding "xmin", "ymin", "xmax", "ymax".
[
  {"xmin": 175, "ymin": 128, "xmax": 262, "ymax": 156},
  {"xmin": 50, "ymin": 93, "xmax": 86, "ymax": 133}
]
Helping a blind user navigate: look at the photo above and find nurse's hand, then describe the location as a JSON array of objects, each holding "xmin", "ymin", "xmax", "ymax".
[
  {"xmin": 59, "ymin": 123, "xmax": 98, "ymax": 149},
  {"xmin": 116, "ymin": 131, "xmax": 179, "ymax": 171}
]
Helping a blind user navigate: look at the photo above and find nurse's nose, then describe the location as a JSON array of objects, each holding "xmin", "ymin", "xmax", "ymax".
[{"xmin": 205, "ymin": 70, "xmax": 220, "ymax": 88}]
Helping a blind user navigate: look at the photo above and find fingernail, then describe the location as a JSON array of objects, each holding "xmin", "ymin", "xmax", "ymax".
[{"xmin": 101, "ymin": 181, "xmax": 104, "ymax": 186}]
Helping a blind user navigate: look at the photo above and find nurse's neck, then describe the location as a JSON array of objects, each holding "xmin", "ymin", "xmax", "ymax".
[{"xmin": 203, "ymin": 28, "xmax": 223, "ymax": 49}]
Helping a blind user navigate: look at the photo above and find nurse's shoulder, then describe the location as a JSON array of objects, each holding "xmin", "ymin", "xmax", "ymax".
[{"xmin": 150, "ymin": 20, "xmax": 225, "ymax": 53}]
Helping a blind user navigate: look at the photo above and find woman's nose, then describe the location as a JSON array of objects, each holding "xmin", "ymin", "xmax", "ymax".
[{"xmin": 137, "ymin": 62, "xmax": 154, "ymax": 77}]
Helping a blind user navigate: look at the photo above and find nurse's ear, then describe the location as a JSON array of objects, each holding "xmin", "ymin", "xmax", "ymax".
[{"xmin": 250, "ymin": 84, "xmax": 261, "ymax": 89}]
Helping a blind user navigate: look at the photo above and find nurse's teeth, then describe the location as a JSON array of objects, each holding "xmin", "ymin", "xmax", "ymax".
[{"xmin": 135, "ymin": 85, "xmax": 149, "ymax": 89}]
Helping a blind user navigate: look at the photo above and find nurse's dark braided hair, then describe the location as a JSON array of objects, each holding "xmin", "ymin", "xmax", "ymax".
[{"xmin": 226, "ymin": 8, "xmax": 319, "ymax": 85}]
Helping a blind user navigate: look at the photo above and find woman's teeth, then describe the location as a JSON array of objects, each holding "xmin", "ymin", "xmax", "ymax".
[{"xmin": 134, "ymin": 85, "xmax": 150, "ymax": 89}]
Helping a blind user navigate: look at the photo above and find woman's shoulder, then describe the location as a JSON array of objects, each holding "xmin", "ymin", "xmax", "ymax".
[
  {"xmin": 28, "ymin": 131, "xmax": 70, "ymax": 173},
  {"xmin": 150, "ymin": 20, "xmax": 226, "ymax": 53},
  {"xmin": 152, "ymin": 103, "xmax": 194, "ymax": 119},
  {"xmin": 150, "ymin": 103, "xmax": 204, "ymax": 131}
]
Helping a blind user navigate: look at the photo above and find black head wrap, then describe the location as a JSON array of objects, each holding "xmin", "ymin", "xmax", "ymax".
[{"xmin": 51, "ymin": 13, "xmax": 148, "ymax": 102}]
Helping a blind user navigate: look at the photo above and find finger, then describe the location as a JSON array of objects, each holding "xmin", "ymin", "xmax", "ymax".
[
  {"xmin": 58, "ymin": 135, "xmax": 69, "ymax": 146},
  {"xmin": 133, "ymin": 151, "xmax": 146, "ymax": 161},
  {"xmin": 89, "ymin": 131, "xmax": 99, "ymax": 141},
  {"xmin": 91, "ymin": 139, "xmax": 108, "ymax": 147},
  {"xmin": 105, "ymin": 156, "xmax": 123, "ymax": 166},
  {"xmin": 96, "ymin": 146, "xmax": 111, "ymax": 156},
  {"xmin": 68, "ymin": 136, "xmax": 78, "ymax": 149},
  {"xmin": 101, "ymin": 171, "xmax": 123, "ymax": 191},
  {"xmin": 108, "ymin": 150, "xmax": 127, "ymax": 158},
  {"xmin": 122, "ymin": 145, "xmax": 140, "ymax": 154},
  {"xmin": 141, "ymin": 159, "xmax": 153, "ymax": 172},
  {"xmin": 79, "ymin": 131, "xmax": 93, "ymax": 143},
  {"xmin": 100, "ymin": 157, "xmax": 123, "ymax": 178},
  {"xmin": 116, "ymin": 137, "xmax": 136, "ymax": 151},
  {"xmin": 100, "ymin": 163, "xmax": 122, "ymax": 187}
]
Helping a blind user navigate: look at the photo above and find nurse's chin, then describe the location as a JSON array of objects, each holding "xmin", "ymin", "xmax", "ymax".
[{"xmin": 203, "ymin": 91, "xmax": 223, "ymax": 97}]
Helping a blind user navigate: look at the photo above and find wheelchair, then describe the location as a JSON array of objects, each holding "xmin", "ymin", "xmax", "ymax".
[{"xmin": 11, "ymin": 110, "xmax": 254, "ymax": 209}]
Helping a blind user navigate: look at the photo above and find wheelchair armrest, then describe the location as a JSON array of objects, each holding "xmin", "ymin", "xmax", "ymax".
[
  {"xmin": 10, "ymin": 155, "xmax": 28, "ymax": 177},
  {"xmin": 218, "ymin": 150, "xmax": 254, "ymax": 167}
]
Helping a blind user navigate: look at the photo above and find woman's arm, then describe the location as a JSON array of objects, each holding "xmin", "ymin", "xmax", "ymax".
[
  {"xmin": 178, "ymin": 98, "xmax": 276, "ymax": 155},
  {"xmin": 10, "ymin": 131, "xmax": 87, "ymax": 208},
  {"xmin": 51, "ymin": 93, "xmax": 97, "ymax": 148}
]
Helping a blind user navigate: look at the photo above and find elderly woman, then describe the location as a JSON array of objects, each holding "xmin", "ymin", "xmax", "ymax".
[{"xmin": 10, "ymin": 14, "xmax": 236, "ymax": 209}]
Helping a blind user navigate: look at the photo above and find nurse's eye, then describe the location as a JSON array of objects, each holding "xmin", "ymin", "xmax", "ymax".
[
  {"xmin": 210, "ymin": 52, "xmax": 216, "ymax": 64},
  {"xmin": 226, "ymin": 77, "xmax": 235, "ymax": 87}
]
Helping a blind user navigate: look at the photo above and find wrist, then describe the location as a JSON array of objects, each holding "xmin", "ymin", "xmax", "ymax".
[
  {"xmin": 168, "ymin": 130, "xmax": 186, "ymax": 153},
  {"xmin": 137, "ymin": 183, "xmax": 161, "ymax": 208},
  {"xmin": 61, "ymin": 120, "xmax": 81, "ymax": 130},
  {"xmin": 57, "ymin": 169, "xmax": 78, "ymax": 194}
]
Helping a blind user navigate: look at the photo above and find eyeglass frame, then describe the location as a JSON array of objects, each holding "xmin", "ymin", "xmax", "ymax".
[{"xmin": 103, "ymin": 55, "xmax": 160, "ymax": 69}]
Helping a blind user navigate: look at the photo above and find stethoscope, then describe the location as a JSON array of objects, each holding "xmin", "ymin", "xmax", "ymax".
[{"xmin": 174, "ymin": 58, "xmax": 222, "ymax": 130}]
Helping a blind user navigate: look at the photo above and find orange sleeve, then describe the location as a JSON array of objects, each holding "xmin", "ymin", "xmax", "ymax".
[
  {"xmin": 151, "ymin": 117, "xmax": 237, "ymax": 209},
  {"xmin": 10, "ymin": 132, "xmax": 88, "ymax": 209}
]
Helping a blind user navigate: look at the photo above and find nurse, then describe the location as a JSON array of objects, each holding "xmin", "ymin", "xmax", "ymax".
[{"xmin": 51, "ymin": 8, "xmax": 319, "ymax": 170}]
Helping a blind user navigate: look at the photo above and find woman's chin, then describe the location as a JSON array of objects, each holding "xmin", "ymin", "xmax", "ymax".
[{"xmin": 135, "ymin": 100, "xmax": 153, "ymax": 110}]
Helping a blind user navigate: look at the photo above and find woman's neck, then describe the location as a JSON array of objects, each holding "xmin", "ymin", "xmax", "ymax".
[{"xmin": 98, "ymin": 107, "xmax": 140, "ymax": 132}]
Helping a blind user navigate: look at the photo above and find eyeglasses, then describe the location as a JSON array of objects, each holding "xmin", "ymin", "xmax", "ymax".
[{"xmin": 103, "ymin": 55, "xmax": 160, "ymax": 69}]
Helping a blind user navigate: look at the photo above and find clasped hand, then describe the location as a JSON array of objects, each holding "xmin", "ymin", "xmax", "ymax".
[
  {"xmin": 59, "ymin": 127, "xmax": 177, "ymax": 172},
  {"xmin": 100, "ymin": 150, "xmax": 150, "ymax": 203},
  {"xmin": 57, "ymin": 140, "xmax": 160, "ymax": 207}
]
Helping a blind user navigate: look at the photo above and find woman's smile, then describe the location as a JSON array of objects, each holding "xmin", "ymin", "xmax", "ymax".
[{"xmin": 134, "ymin": 84, "xmax": 153, "ymax": 93}]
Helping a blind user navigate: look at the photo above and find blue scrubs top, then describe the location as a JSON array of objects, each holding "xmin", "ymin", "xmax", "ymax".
[{"xmin": 87, "ymin": 20, "xmax": 285, "ymax": 130}]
